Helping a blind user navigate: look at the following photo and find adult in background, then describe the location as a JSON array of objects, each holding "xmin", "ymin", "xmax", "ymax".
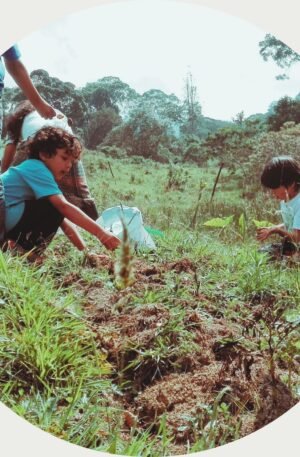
[{"xmin": 0, "ymin": 45, "xmax": 55, "ymax": 137}]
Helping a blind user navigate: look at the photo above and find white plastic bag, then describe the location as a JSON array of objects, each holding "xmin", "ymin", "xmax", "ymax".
[{"xmin": 97, "ymin": 206, "xmax": 156, "ymax": 250}]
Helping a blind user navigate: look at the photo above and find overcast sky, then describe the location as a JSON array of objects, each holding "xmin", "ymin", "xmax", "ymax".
[{"xmin": 6, "ymin": 0, "xmax": 300, "ymax": 121}]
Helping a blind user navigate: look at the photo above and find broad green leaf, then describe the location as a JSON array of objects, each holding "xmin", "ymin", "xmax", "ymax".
[
  {"xmin": 238, "ymin": 213, "xmax": 246, "ymax": 235},
  {"xmin": 284, "ymin": 310, "xmax": 300, "ymax": 324},
  {"xmin": 252, "ymin": 219, "xmax": 273, "ymax": 228},
  {"xmin": 145, "ymin": 226, "xmax": 164, "ymax": 237},
  {"xmin": 203, "ymin": 215, "xmax": 234, "ymax": 228}
]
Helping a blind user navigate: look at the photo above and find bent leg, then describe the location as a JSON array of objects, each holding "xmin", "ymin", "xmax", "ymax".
[{"xmin": 6, "ymin": 199, "xmax": 63, "ymax": 253}]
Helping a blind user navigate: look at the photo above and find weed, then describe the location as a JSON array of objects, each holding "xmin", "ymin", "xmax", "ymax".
[
  {"xmin": 114, "ymin": 220, "xmax": 135, "ymax": 290},
  {"xmin": 165, "ymin": 163, "xmax": 190, "ymax": 191},
  {"xmin": 185, "ymin": 388, "xmax": 242, "ymax": 452},
  {"xmin": 122, "ymin": 306, "xmax": 199, "ymax": 387}
]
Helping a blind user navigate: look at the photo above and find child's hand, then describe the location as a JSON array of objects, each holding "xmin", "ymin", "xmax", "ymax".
[
  {"xmin": 256, "ymin": 227, "xmax": 272, "ymax": 242},
  {"xmin": 100, "ymin": 232, "xmax": 121, "ymax": 251}
]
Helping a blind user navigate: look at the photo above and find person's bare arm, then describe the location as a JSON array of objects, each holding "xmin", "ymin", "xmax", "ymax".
[
  {"xmin": 4, "ymin": 58, "xmax": 55, "ymax": 119},
  {"xmin": 256, "ymin": 224, "xmax": 284, "ymax": 241},
  {"xmin": 49, "ymin": 194, "xmax": 120, "ymax": 250},
  {"xmin": 271, "ymin": 226, "xmax": 300, "ymax": 243},
  {"xmin": 1, "ymin": 143, "xmax": 17, "ymax": 173},
  {"xmin": 60, "ymin": 219, "xmax": 86, "ymax": 251},
  {"xmin": 257, "ymin": 224, "xmax": 300, "ymax": 243}
]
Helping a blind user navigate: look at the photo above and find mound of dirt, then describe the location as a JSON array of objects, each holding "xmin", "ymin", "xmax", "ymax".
[{"xmin": 77, "ymin": 256, "xmax": 298, "ymax": 452}]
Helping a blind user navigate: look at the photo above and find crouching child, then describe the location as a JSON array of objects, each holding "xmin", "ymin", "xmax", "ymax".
[
  {"xmin": 0, "ymin": 127, "xmax": 120, "ymax": 259},
  {"xmin": 257, "ymin": 156, "xmax": 300, "ymax": 259}
]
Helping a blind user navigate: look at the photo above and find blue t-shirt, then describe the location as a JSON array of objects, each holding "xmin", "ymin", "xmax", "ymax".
[
  {"xmin": 1, "ymin": 159, "xmax": 62, "ymax": 231},
  {"xmin": 0, "ymin": 45, "xmax": 21, "ymax": 93}
]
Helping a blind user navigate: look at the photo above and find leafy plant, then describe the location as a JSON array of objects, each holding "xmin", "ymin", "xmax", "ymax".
[
  {"xmin": 253, "ymin": 219, "xmax": 274, "ymax": 228},
  {"xmin": 183, "ymin": 387, "xmax": 242, "ymax": 451},
  {"xmin": 203, "ymin": 215, "xmax": 234, "ymax": 229}
]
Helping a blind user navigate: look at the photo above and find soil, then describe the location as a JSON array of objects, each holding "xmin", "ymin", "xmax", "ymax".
[{"xmin": 74, "ymin": 255, "xmax": 298, "ymax": 453}]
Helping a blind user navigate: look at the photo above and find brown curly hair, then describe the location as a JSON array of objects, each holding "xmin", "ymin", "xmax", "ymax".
[
  {"xmin": 26, "ymin": 127, "xmax": 82, "ymax": 160},
  {"xmin": 5, "ymin": 100, "xmax": 35, "ymax": 143}
]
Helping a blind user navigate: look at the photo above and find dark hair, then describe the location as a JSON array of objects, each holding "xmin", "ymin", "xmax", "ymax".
[
  {"xmin": 26, "ymin": 127, "xmax": 82, "ymax": 160},
  {"xmin": 261, "ymin": 156, "xmax": 300, "ymax": 190},
  {"xmin": 5, "ymin": 100, "xmax": 35, "ymax": 143}
]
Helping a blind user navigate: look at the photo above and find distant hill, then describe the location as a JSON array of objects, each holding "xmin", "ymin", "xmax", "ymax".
[
  {"xmin": 199, "ymin": 117, "xmax": 233, "ymax": 137},
  {"xmin": 246, "ymin": 113, "xmax": 268, "ymax": 123}
]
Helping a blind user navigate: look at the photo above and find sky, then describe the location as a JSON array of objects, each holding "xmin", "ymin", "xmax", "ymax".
[{"xmin": 6, "ymin": 0, "xmax": 300, "ymax": 121}]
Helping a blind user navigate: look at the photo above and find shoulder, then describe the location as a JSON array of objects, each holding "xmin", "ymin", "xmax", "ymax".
[
  {"xmin": 18, "ymin": 159, "xmax": 52, "ymax": 176},
  {"xmin": 18, "ymin": 158, "xmax": 44, "ymax": 169},
  {"xmin": 2, "ymin": 45, "xmax": 21, "ymax": 61},
  {"xmin": 16, "ymin": 159, "xmax": 61, "ymax": 191}
]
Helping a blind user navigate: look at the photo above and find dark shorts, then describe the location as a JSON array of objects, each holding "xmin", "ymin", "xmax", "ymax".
[{"xmin": 6, "ymin": 199, "xmax": 63, "ymax": 253}]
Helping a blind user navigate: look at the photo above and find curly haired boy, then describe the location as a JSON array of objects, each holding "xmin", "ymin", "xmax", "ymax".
[{"xmin": 0, "ymin": 127, "xmax": 120, "ymax": 258}]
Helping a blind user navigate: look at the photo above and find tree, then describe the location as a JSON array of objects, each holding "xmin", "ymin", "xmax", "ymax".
[
  {"xmin": 104, "ymin": 109, "xmax": 170, "ymax": 161},
  {"xmin": 81, "ymin": 77, "xmax": 139, "ymax": 118},
  {"xmin": 139, "ymin": 89, "xmax": 183, "ymax": 137},
  {"xmin": 81, "ymin": 83, "xmax": 114, "ymax": 111},
  {"xmin": 202, "ymin": 120, "xmax": 260, "ymax": 170},
  {"xmin": 259, "ymin": 34, "xmax": 300, "ymax": 80},
  {"xmin": 232, "ymin": 111, "xmax": 245, "ymax": 126},
  {"xmin": 182, "ymin": 71, "xmax": 203, "ymax": 136},
  {"xmin": 84, "ymin": 107, "xmax": 121, "ymax": 149},
  {"xmin": 267, "ymin": 96, "xmax": 300, "ymax": 131},
  {"xmin": 31, "ymin": 70, "xmax": 89, "ymax": 127},
  {"xmin": 182, "ymin": 136, "xmax": 204, "ymax": 164}
]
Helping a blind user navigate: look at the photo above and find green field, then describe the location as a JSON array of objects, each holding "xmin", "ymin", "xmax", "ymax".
[{"xmin": 0, "ymin": 152, "xmax": 299, "ymax": 455}]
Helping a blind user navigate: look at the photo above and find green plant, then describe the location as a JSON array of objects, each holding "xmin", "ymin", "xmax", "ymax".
[
  {"xmin": 190, "ymin": 181, "xmax": 207, "ymax": 229},
  {"xmin": 165, "ymin": 163, "xmax": 190, "ymax": 191},
  {"xmin": 203, "ymin": 215, "xmax": 234, "ymax": 229},
  {"xmin": 114, "ymin": 219, "xmax": 135, "ymax": 290},
  {"xmin": 0, "ymin": 253, "xmax": 110, "ymax": 395},
  {"xmin": 123, "ymin": 306, "xmax": 199, "ymax": 384},
  {"xmin": 182, "ymin": 387, "xmax": 242, "ymax": 452},
  {"xmin": 254, "ymin": 300, "xmax": 300, "ymax": 385},
  {"xmin": 252, "ymin": 219, "xmax": 274, "ymax": 228}
]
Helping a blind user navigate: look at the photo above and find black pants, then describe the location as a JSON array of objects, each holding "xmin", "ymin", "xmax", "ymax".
[
  {"xmin": 6, "ymin": 199, "xmax": 63, "ymax": 253},
  {"xmin": 259, "ymin": 239, "xmax": 297, "ymax": 260}
]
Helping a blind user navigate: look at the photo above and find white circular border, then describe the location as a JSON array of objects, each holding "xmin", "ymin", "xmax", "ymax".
[{"xmin": 1, "ymin": 1, "xmax": 300, "ymax": 456}]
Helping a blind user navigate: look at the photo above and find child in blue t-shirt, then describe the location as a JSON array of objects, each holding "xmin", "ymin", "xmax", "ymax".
[
  {"xmin": 2, "ymin": 100, "xmax": 99, "ymax": 220},
  {"xmin": 257, "ymin": 156, "xmax": 300, "ymax": 258},
  {"xmin": 0, "ymin": 127, "xmax": 120, "ymax": 259}
]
